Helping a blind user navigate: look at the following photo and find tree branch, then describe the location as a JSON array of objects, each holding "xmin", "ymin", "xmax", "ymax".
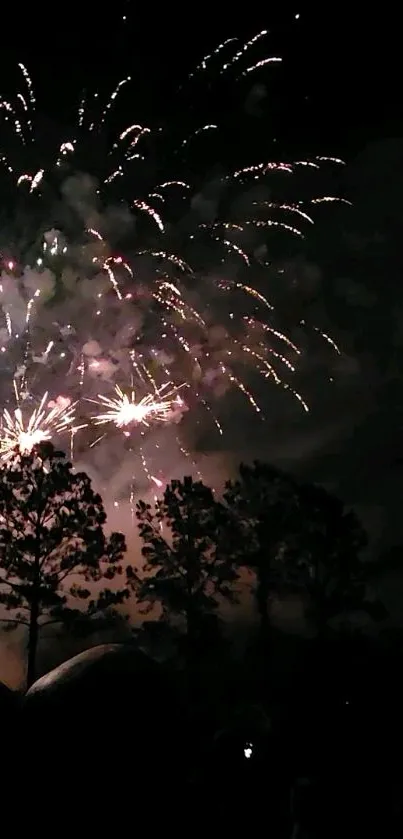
[
  {"xmin": 0, "ymin": 574, "xmax": 24, "ymax": 593},
  {"xmin": 0, "ymin": 617, "xmax": 29, "ymax": 626}
]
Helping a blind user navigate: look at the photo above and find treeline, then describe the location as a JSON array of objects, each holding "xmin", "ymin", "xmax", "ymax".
[{"xmin": 0, "ymin": 443, "xmax": 385, "ymax": 688}]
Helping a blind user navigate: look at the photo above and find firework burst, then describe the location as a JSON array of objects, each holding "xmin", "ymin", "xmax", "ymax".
[
  {"xmin": 0, "ymin": 32, "xmax": 347, "ymax": 492},
  {"xmin": 90, "ymin": 383, "xmax": 186, "ymax": 429},
  {"xmin": 0, "ymin": 392, "xmax": 76, "ymax": 463}
]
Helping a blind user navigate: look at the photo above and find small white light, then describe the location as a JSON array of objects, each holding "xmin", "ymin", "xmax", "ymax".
[{"xmin": 244, "ymin": 742, "xmax": 253, "ymax": 759}]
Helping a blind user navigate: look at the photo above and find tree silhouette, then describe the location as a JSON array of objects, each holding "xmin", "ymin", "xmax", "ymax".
[
  {"xmin": 224, "ymin": 461, "xmax": 300, "ymax": 650},
  {"xmin": 289, "ymin": 481, "xmax": 384, "ymax": 635},
  {"xmin": 225, "ymin": 462, "xmax": 384, "ymax": 644},
  {"xmin": 0, "ymin": 442, "xmax": 127, "ymax": 687},
  {"xmin": 133, "ymin": 476, "xmax": 238, "ymax": 681}
]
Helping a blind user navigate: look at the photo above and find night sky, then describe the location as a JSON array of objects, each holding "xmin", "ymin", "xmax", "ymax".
[
  {"xmin": 0, "ymin": 10, "xmax": 401, "ymax": 529},
  {"xmin": 0, "ymin": 8, "xmax": 402, "ymax": 682},
  {"xmin": 2, "ymin": 9, "xmax": 399, "ymax": 150}
]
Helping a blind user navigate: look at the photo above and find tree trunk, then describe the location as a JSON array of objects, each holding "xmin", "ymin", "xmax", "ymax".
[
  {"xmin": 27, "ymin": 596, "xmax": 39, "ymax": 689},
  {"xmin": 256, "ymin": 574, "xmax": 270, "ymax": 649},
  {"xmin": 311, "ymin": 588, "xmax": 329, "ymax": 640},
  {"xmin": 255, "ymin": 572, "xmax": 273, "ymax": 699},
  {"xmin": 315, "ymin": 607, "xmax": 328, "ymax": 640},
  {"xmin": 185, "ymin": 550, "xmax": 200, "ymax": 704},
  {"xmin": 185, "ymin": 597, "xmax": 198, "ymax": 695},
  {"xmin": 26, "ymin": 554, "xmax": 40, "ymax": 689}
]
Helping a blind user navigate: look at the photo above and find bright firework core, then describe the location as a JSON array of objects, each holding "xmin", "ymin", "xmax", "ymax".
[
  {"xmin": 0, "ymin": 393, "xmax": 76, "ymax": 462},
  {"xmin": 90, "ymin": 383, "xmax": 186, "ymax": 429}
]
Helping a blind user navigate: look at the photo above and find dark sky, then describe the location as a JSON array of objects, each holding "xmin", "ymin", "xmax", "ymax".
[
  {"xmin": 1, "ymin": 8, "xmax": 400, "ymax": 148},
  {"xmin": 0, "ymin": 7, "xmax": 402, "ymax": 559}
]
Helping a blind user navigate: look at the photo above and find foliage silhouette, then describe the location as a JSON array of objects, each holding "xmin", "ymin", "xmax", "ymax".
[
  {"xmin": 225, "ymin": 461, "xmax": 300, "ymax": 650},
  {"xmin": 289, "ymin": 481, "xmax": 386, "ymax": 634},
  {"xmin": 0, "ymin": 442, "xmax": 127, "ymax": 687},
  {"xmin": 132, "ymin": 476, "xmax": 239, "ymax": 679},
  {"xmin": 226, "ymin": 461, "xmax": 385, "ymax": 642}
]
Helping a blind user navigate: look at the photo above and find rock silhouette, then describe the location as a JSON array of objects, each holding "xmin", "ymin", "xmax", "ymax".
[{"xmin": 22, "ymin": 643, "xmax": 183, "ymax": 803}]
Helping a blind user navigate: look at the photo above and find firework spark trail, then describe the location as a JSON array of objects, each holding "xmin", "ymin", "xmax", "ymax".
[{"xmin": 0, "ymin": 33, "xmax": 346, "ymax": 494}]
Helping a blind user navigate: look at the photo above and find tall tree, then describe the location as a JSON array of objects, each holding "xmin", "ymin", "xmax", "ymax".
[
  {"xmin": 0, "ymin": 443, "xmax": 127, "ymax": 687},
  {"xmin": 133, "ymin": 476, "xmax": 238, "ymax": 681},
  {"xmin": 224, "ymin": 461, "xmax": 299, "ymax": 650},
  {"xmin": 289, "ymin": 481, "xmax": 383, "ymax": 635}
]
